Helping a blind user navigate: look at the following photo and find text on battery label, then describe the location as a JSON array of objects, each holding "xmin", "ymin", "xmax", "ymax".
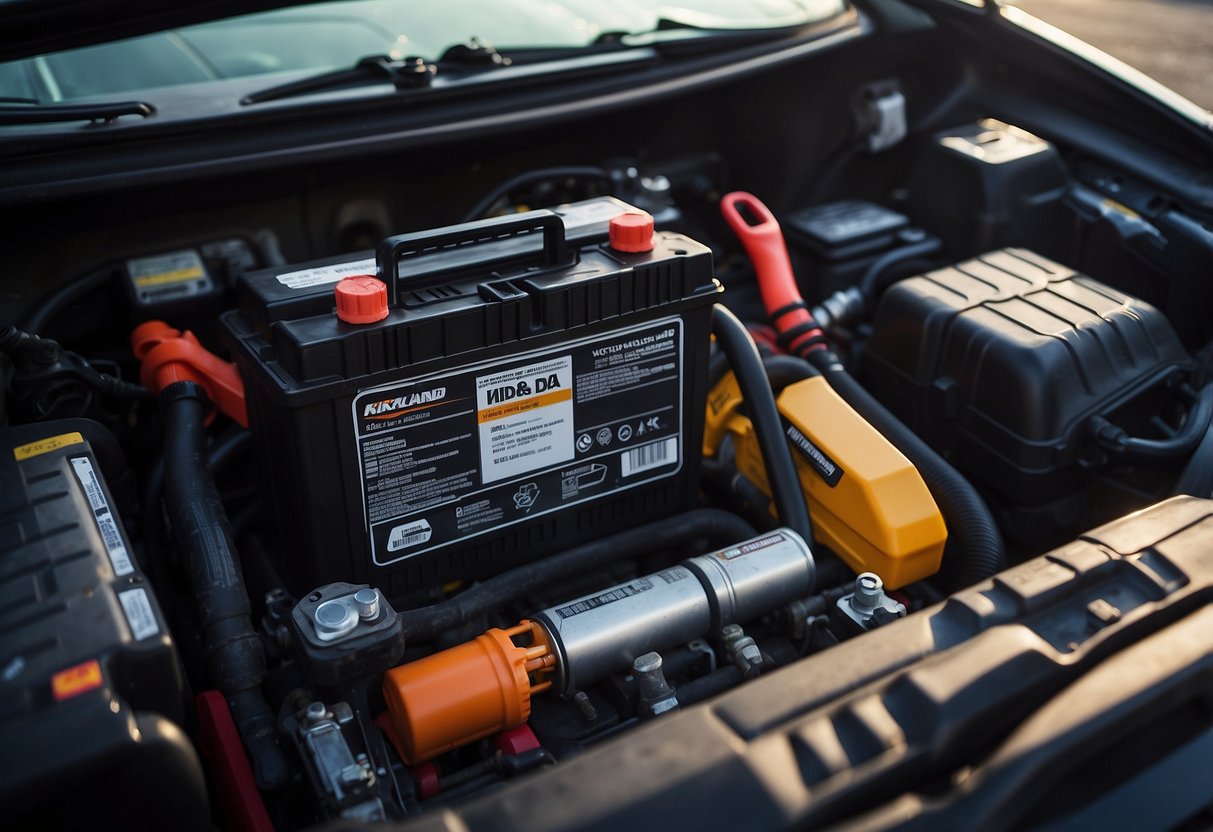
[
  {"xmin": 118, "ymin": 589, "xmax": 160, "ymax": 640},
  {"xmin": 621, "ymin": 437, "xmax": 677, "ymax": 477},
  {"xmin": 69, "ymin": 456, "xmax": 134, "ymax": 576},
  {"xmin": 555, "ymin": 577, "xmax": 654, "ymax": 619},
  {"xmin": 276, "ymin": 257, "xmax": 377, "ymax": 290},
  {"xmin": 477, "ymin": 356, "xmax": 574, "ymax": 483},
  {"xmin": 354, "ymin": 318, "xmax": 685, "ymax": 567}
]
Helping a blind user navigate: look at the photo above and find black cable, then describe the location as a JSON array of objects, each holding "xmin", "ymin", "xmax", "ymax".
[
  {"xmin": 806, "ymin": 349, "xmax": 1007, "ymax": 587},
  {"xmin": 159, "ymin": 381, "xmax": 287, "ymax": 790},
  {"xmin": 858, "ymin": 238, "xmax": 944, "ymax": 304},
  {"xmin": 19, "ymin": 266, "xmax": 116, "ymax": 335},
  {"xmin": 1088, "ymin": 383, "xmax": 1212, "ymax": 466},
  {"xmin": 0, "ymin": 324, "xmax": 150, "ymax": 401},
  {"xmin": 398, "ymin": 508, "xmax": 755, "ymax": 642},
  {"xmin": 762, "ymin": 354, "xmax": 820, "ymax": 393},
  {"xmin": 712, "ymin": 305, "xmax": 816, "ymax": 555},
  {"xmin": 462, "ymin": 166, "xmax": 613, "ymax": 222}
]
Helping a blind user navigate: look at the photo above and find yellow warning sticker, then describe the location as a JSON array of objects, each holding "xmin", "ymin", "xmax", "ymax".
[
  {"xmin": 132, "ymin": 265, "xmax": 205, "ymax": 288},
  {"xmin": 13, "ymin": 431, "xmax": 85, "ymax": 461}
]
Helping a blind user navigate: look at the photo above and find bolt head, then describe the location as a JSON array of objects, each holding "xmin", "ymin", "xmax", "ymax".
[
  {"xmin": 633, "ymin": 652, "xmax": 663, "ymax": 674},
  {"xmin": 353, "ymin": 588, "xmax": 380, "ymax": 620}
]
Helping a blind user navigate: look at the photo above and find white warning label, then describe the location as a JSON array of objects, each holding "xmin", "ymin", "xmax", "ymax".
[
  {"xmin": 69, "ymin": 456, "xmax": 134, "ymax": 577},
  {"xmin": 276, "ymin": 257, "xmax": 377, "ymax": 290},
  {"xmin": 118, "ymin": 588, "xmax": 160, "ymax": 640},
  {"xmin": 476, "ymin": 355, "xmax": 574, "ymax": 483}
]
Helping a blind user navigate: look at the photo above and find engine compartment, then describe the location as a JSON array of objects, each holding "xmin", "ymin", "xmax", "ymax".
[{"xmin": 3, "ymin": 4, "xmax": 1213, "ymax": 829}]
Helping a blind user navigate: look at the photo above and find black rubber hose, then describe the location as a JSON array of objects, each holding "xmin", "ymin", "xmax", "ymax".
[
  {"xmin": 462, "ymin": 166, "xmax": 614, "ymax": 222},
  {"xmin": 858, "ymin": 238, "xmax": 944, "ymax": 304},
  {"xmin": 676, "ymin": 665, "xmax": 743, "ymax": 707},
  {"xmin": 159, "ymin": 381, "xmax": 287, "ymax": 790},
  {"xmin": 399, "ymin": 508, "xmax": 755, "ymax": 642},
  {"xmin": 712, "ymin": 305, "xmax": 816, "ymax": 551},
  {"xmin": 806, "ymin": 349, "xmax": 1007, "ymax": 587},
  {"xmin": 1176, "ymin": 385, "xmax": 1213, "ymax": 497},
  {"xmin": 19, "ymin": 266, "xmax": 115, "ymax": 335},
  {"xmin": 1088, "ymin": 383, "xmax": 1213, "ymax": 466},
  {"xmin": 763, "ymin": 354, "xmax": 819, "ymax": 392}
]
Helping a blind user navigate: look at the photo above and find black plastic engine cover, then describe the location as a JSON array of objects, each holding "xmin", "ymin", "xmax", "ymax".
[{"xmin": 860, "ymin": 248, "xmax": 1192, "ymax": 509}]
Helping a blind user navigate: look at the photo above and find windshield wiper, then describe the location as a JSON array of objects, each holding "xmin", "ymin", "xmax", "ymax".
[
  {"xmin": 0, "ymin": 100, "xmax": 154, "ymax": 126},
  {"xmin": 241, "ymin": 54, "xmax": 438, "ymax": 106},
  {"xmin": 242, "ymin": 39, "xmax": 514, "ymax": 106}
]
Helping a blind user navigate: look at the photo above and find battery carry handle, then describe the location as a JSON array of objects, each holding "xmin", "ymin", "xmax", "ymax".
[{"xmin": 376, "ymin": 210, "xmax": 570, "ymax": 306}]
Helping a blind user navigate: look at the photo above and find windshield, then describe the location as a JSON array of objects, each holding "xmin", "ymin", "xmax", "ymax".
[{"xmin": 0, "ymin": 0, "xmax": 847, "ymax": 103}]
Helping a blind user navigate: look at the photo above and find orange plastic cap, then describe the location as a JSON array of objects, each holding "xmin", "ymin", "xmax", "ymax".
[
  {"xmin": 608, "ymin": 211, "xmax": 655, "ymax": 253},
  {"xmin": 381, "ymin": 621, "xmax": 554, "ymax": 764},
  {"xmin": 335, "ymin": 275, "xmax": 389, "ymax": 324}
]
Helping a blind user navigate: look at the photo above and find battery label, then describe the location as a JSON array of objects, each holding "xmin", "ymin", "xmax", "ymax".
[
  {"xmin": 69, "ymin": 456, "xmax": 134, "ymax": 577},
  {"xmin": 276, "ymin": 257, "xmax": 377, "ymax": 290},
  {"xmin": 118, "ymin": 588, "xmax": 160, "ymax": 640},
  {"xmin": 126, "ymin": 250, "xmax": 213, "ymax": 306},
  {"xmin": 354, "ymin": 319, "xmax": 684, "ymax": 566}
]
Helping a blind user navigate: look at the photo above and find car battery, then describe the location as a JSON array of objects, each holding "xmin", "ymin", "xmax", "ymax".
[{"xmin": 222, "ymin": 203, "xmax": 721, "ymax": 596}]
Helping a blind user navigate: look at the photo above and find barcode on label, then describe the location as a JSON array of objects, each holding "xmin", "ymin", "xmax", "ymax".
[
  {"xmin": 386, "ymin": 519, "xmax": 433, "ymax": 552},
  {"xmin": 621, "ymin": 437, "xmax": 677, "ymax": 477},
  {"xmin": 69, "ymin": 456, "xmax": 134, "ymax": 576}
]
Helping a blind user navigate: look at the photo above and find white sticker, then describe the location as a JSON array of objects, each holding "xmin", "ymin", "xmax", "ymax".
[
  {"xmin": 387, "ymin": 519, "xmax": 433, "ymax": 552},
  {"xmin": 118, "ymin": 588, "xmax": 160, "ymax": 640},
  {"xmin": 69, "ymin": 457, "xmax": 134, "ymax": 576},
  {"xmin": 621, "ymin": 437, "xmax": 678, "ymax": 478},
  {"xmin": 276, "ymin": 257, "xmax": 377, "ymax": 290},
  {"xmin": 554, "ymin": 196, "xmax": 635, "ymax": 229},
  {"xmin": 476, "ymin": 355, "xmax": 574, "ymax": 484}
]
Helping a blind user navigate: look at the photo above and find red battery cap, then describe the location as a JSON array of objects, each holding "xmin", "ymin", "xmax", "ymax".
[
  {"xmin": 335, "ymin": 275, "xmax": 389, "ymax": 324},
  {"xmin": 608, "ymin": 212, "xmax": 655, "ymax": 253}
]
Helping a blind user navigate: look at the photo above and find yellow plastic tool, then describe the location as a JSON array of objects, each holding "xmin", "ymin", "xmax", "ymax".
[{"xmin": 705, "ymin": 372, "xmax": 946, "ymax": 588}]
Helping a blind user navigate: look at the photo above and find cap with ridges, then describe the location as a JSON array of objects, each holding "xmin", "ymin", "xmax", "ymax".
[
  {"xmin": 609, "ymin": 211, "xmax": 655, "ymax": 253},
  {"xmin": 335, "ymin": 275, "xmax": 389, "ymax": 324}
]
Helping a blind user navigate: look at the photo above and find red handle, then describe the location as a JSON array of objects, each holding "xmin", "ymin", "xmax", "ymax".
[{"xmin": 719, "ymin": 191, "xmax": 823, "ymax": 354}]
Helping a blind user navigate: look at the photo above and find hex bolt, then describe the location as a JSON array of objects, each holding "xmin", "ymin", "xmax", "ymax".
[
  {"xmin": 633, "ymin": 652, "xmax": 678, "ymax": 719},
  {"xmin": 853, "ymin": 572, "xmax": 884, "ymax": 612},
  {"xmin": 353, "ymin": 588, "xmax": 380, "ymax": 621}
]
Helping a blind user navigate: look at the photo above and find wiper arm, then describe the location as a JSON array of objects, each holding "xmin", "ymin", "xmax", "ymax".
[
  {"xmin": 242, "ymin": 38, "xmax": 516, "ymax": 107},
  {"xmin": 0, "ymin": 100, "xmax": 154, "ymax": 126},
  {"xmin": 241, "ymin": 54, "xmax": 438, "ymax": 106}
]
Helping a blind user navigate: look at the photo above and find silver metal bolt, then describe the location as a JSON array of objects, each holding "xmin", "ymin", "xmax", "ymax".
[
  {"xmin": 314, "ymin": 599, "xmax": 355, "ymax": 636},
  {"xmin": 353, "ymin": 588, "xmax": 380, "ymax": 621},
  {"xmin": 633, "ymin": 652, "xmax": 663, "ymax": 676},
  {"xmin": 304, "ymin": 701, "xmax": 328, "ymax": 725},
  {"xmin": 633, "ymin": 652, "xmax": 678, "ymax": 718},
  {"xmin": 854, "ymin": 572, "xmax": 884, "ymax": 610}
]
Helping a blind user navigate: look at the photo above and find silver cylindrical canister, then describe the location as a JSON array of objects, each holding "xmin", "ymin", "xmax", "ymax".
[
  {"xmin": 685, "ymin": 529, "xmax": 814, "ymax": 627},
  {"xmin": 535, "ymin": 529, "xmax": 814, "ymax": 696},
  {"xmin": 536, "ymin": 565, "xmax": 710, "ymax": 696}
]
